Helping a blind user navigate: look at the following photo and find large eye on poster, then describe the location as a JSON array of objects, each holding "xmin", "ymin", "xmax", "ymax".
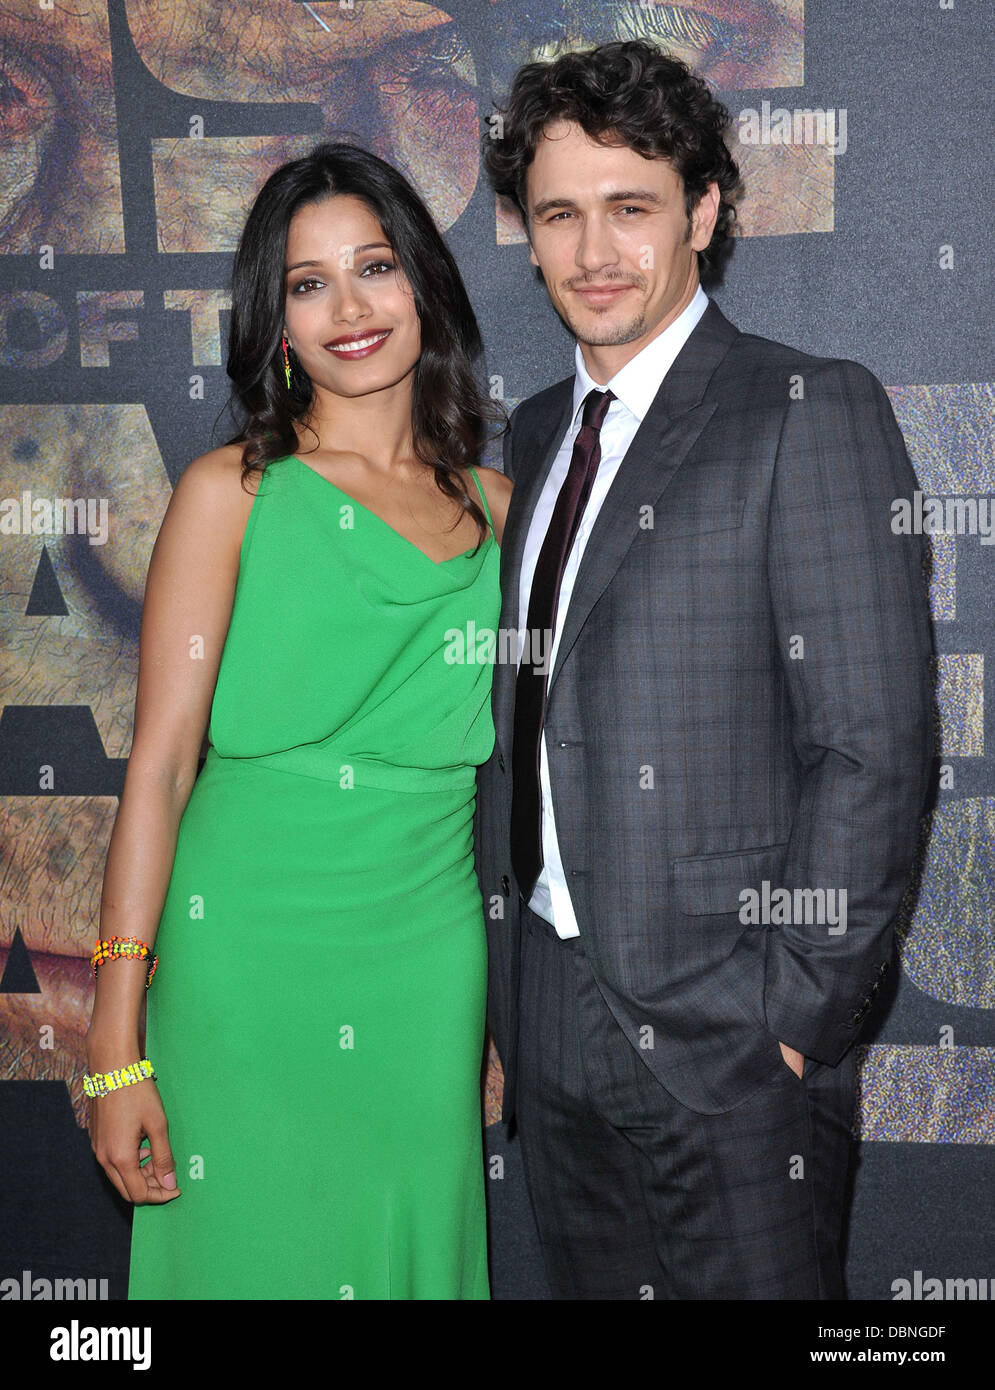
[
  {"xmin": 0, "ymin": 1, "xmax": 125, "ymax": 253},
  {"xmin": 489, "ymin": 0, "xmax": 828, "ymax": 241},
  {"xmin": 132, "ymin": 0, "xmax": 481, "ymax": 250}
]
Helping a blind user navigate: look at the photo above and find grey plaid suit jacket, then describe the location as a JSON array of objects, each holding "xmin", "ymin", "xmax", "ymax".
[{"xmin": 474, "ymin": 298, "xmax": 935, "ymax": 1119}]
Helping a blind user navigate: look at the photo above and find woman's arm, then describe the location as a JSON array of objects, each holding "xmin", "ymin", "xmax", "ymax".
[{"xmin": 86, "ymin": 444, "xmax": 254, "ymax": 1202}]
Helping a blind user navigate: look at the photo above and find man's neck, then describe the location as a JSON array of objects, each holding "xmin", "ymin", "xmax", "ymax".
[{"xmin": 578, "ymin": 276, "xmax": 703, "ymax": 384}]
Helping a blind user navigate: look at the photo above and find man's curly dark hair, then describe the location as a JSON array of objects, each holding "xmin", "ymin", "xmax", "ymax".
[{"xmin": 481, "ymin": 40, "xmax": 743, "ymax": 280}]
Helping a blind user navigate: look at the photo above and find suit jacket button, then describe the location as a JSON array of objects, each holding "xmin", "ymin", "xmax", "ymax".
[{"xmin": 501, "ymin": 875, "xmax": 510, "ymax": 895}]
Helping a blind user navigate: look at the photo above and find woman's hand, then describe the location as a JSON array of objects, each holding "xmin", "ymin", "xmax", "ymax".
[{"xmin": 88, "ymin": 1078, "xmax": 181, "ymax": 1204}]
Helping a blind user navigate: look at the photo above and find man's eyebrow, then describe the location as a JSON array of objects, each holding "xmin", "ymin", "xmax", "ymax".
[
  {"xmin": 284, "ymin": 243, "xmax": 392, "ymax": 274},
  {"xmin": 531, "ymin": 189, "xmax": 664, "ymax": 218}
]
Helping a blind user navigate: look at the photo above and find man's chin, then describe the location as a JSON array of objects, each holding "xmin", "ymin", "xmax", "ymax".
[{"xmin": 568, "ymin": 312, "xmax": 648, "ymax": 348}]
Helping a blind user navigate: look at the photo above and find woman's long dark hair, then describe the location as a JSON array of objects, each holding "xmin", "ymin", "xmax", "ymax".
[{"xmin": 223, "ymin": 142, "xmax": 503, "ymax": 548}]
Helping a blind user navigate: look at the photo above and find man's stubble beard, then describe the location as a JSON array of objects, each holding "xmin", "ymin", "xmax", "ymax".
[{"xmin": 559, "ymin": 296, "xmax": 649, "ymax": 348}]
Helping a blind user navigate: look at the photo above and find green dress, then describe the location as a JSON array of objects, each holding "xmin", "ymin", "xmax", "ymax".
[{"xmin": 128, "ymin": 455, "xmax": 499, "ymax": 1300}]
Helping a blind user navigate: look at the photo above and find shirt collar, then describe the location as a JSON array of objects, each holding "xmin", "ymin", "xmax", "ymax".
[{"xmin": 570, "ymin": 284, "xmax": 710, "ymax": 431}]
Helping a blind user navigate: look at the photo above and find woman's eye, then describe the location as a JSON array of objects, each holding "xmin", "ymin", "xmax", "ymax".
[
  {"xmin": 291, "ymin": 277, "xmax": 322, "ymax": 295},
  {"xmin": 361, "ymin": 260, "xmax": 395, "ymax": 276}
]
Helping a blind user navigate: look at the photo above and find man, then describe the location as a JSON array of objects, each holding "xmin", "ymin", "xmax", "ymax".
[{"xmin": 475, "ymin": 40, "xmax": 934, "ymax": 1299}]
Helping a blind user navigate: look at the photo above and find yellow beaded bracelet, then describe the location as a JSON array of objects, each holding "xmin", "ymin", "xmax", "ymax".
[
  {"xmin": 91, "ymin": 935, "xmax": 158, "ymax": 988},
  {"xmin": 83, "ymin": 1058, "xmax": 156, "ymax": 1099}
]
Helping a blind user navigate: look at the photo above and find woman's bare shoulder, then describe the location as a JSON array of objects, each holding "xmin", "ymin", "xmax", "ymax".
[
  {"xmin": 175, "ymin": 441, "xmax": 257, "ymax": 494},
  {"xmin": 174, "ymin": 442, "xmax": 260, "ymax": 532},
  {"xmin": 468, "ymin": 464, "xmax": 513, "ymax": 545}
]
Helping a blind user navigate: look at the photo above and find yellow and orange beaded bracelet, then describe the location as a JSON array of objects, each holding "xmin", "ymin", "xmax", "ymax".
[
  {"xmin": 91, "ymin": 935, "xmax": 158, "ymax": 989},
  {"xmin": 83, "ymin": 1058, "xmax": 156, "ymax": 1099}
]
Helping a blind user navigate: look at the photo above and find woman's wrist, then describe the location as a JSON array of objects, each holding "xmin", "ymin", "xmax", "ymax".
[
  {"xmin": 83, "ymin": 1058, "xmax": 155, "ymax": 1098},
  {"xmin": 85, "ymin": 1028, "xmax": 143, "ymax": 1073}
]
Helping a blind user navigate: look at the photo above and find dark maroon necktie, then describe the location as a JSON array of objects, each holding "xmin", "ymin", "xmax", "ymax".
[{"xmin": 511, "ymin": 387, "xmax": 615, "ymax": 902}]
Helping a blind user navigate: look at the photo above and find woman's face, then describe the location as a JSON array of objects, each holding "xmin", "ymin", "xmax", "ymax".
[{"xmin": 281, "ymin": 194, "xmax": 421, "ymax": 401}]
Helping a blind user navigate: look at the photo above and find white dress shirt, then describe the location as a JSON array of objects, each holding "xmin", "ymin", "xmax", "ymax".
[{"xmin": 516, "ymin": 284, "xmax": 710, "ymax": 937}]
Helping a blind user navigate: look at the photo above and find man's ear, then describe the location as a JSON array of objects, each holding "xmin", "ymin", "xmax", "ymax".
[{"xmin": 690, "ymin": 181, "xmax": 721, "ymax": 252}]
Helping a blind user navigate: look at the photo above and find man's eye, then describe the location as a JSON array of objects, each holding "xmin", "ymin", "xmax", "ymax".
[{"xmin": 546, "ymin": 208, "xmax": 644, "ymax": 222}]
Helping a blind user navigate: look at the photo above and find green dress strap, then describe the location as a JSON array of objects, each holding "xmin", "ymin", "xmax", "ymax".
[{"xmin": 467, "ymin": 466, "xmax": 493, "ymax": 534}]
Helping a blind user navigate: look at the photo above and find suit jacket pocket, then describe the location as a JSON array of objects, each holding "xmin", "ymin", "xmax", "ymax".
[
  {"xmin": 648, "ymin": 496, "xmax": 746, "ymax": 539},
  {"xmin": 671, "ymin": 842, "xmax": 789, "ymax": 918}
]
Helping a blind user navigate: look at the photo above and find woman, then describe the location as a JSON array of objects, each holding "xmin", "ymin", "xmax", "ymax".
[{"xmin": 85, "ymin": 142, "xmax": 512, "ymax": 1299}]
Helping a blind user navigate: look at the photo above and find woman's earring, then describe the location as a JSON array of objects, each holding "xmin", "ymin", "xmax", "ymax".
[{"xmin": 281, "ymin": 335, "xmax": 292, "ymax": 389}]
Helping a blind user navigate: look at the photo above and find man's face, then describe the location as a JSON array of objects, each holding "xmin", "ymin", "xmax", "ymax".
[{"xmin": 524, "ymin": 120, "xmax": 719, "ymax": 364}]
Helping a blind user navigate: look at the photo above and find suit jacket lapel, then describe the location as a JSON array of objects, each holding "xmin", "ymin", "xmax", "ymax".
[{"xmin": 492, "ymin": 299, "xmax": 740, "ymax": 754}]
